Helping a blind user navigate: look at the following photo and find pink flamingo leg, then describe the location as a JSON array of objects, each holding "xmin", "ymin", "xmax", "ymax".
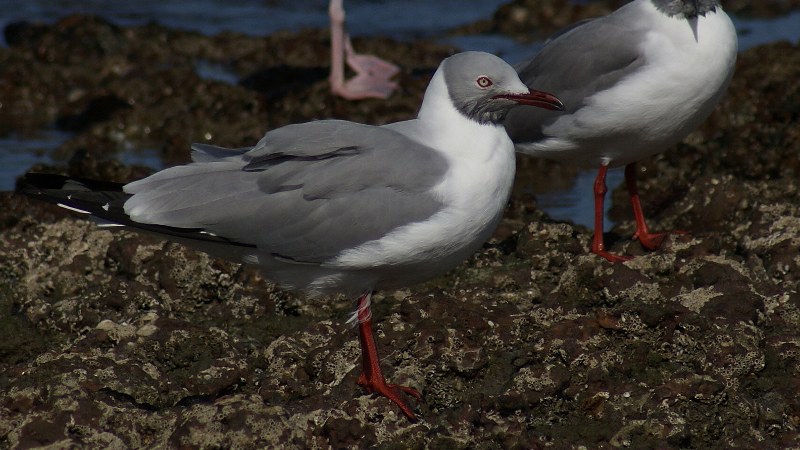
[{"xmin": 329, "ymin": 0, "xmax": 399, "ymax": 100}]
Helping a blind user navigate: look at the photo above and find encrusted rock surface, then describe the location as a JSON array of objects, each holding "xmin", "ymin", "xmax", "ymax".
[{"xmin": 1, "ymin": 10, "xmax": 799, "ymax": 449}]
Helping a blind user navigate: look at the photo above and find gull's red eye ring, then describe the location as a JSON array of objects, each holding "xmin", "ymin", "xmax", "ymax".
[{"xmin": 476, "ymin": 76, "xmax": 493, "ymax": 88}]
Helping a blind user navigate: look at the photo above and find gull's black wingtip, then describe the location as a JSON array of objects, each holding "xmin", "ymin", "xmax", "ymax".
[
  {"xmin": 16, "ymin": 172, "xmax": 68, "ymax": 194},
  {"xmin": 17, "ymin": 172, "xmax": 126, "ymax": 195},
  {"xmin": 16, "ymin": 172, "xmax": 129, "ymax": 214}
]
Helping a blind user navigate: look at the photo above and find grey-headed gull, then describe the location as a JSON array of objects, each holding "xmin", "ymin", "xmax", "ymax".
[
  {"xmin": 21, "ymin": 51, "xmax": 564, "ymax": 420},
  {"xmin": 328, "ymin": 0, "xmax": 399, "ymax": 100},
  {"xmin": 504, "ymin": 0, "xmax": 737, "ymax": 262}
]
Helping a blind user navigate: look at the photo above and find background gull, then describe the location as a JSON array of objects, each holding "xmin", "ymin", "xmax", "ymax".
[{"xmin": 504, "ymin": 0, "xmax": 738, "ymax": 262}]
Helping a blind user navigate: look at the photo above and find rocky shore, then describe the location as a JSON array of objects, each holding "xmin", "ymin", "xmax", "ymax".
[{"xmin": 1, "ymin": 4, "xmax": 799, "ymax": 448}]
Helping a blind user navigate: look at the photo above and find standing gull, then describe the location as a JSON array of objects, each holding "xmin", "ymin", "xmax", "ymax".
[
  {"xmin": 504, "ymin": 0, "xmax": 737, "ymax": 262},
  {"xmin": 20, "ymin": 52, "xmax": 564, "ymax": 420}
]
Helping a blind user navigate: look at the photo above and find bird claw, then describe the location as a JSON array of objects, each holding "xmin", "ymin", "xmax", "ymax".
[
  {"xmin": 346, "ymin": 51, "xmax": 400, "ymax": 80},
  {"xmin": 334, "ymin": 45, "xmax": 400, "ymax": 100},
  {"xmin": 634, "ymin": 231, "xmax": 667, "ymax": 250},
  {"xmin": 633, "ymin": 229, "xmax": 688, "ymax": 251},
  {"xmin": 333, "ymin": 74, "xmax": 398, "ymax": 100},
  {"xmin": 592, "ymin": 248, "xmax": 634, "ymax": 263},
  {"xmin": 358, "ymin": 372, "xmax": 421, "ymax": 421},
  {"xmin": 593, "ymin": 229, "xmax": 690, "ymax": 261}
]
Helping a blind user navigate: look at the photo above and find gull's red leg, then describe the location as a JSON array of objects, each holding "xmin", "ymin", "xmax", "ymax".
[
  {"xmin": 355, "ymin": 292, "xmax": 421, "ymax": 421},
  {"xmin": 591, "ymin": 163, "xmax": 632, "ymax": 263},
  {"xmin": 624, "ymin": 162, "xmax": 684, "ymax": 250}
]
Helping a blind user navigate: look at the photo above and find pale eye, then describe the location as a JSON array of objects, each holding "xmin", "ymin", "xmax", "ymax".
[{"xmin": 476, "ymin": 76, "xmax": 493, "ymax": 88}]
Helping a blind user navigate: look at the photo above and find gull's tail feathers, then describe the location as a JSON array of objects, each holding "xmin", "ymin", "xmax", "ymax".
[{"xmin": 17, "ymin": 172, "xmax": 255, "ymax": 249}]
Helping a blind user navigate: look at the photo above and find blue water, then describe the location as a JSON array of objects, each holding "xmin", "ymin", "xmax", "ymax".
[
  {"xmin": 1, "ymin": 0, "xmax": 798, "ymax": 228},
  {"xmin": 0, "ymin": 129, "xmax": 66, "ymax": 190},
  {"xmin": 0, "ymin": 0, "xmax": 510, "ymax": 43},
  {"xmin": 3, "ymin": 1, "xmax": 795, "ymax": 57}
]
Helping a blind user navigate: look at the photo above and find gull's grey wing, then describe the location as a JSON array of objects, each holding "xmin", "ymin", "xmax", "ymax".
[
  {"xmin": 543, "ymin": 17, "xmax": 595, "ymax": 44},
  {"xmin": 191, "ymin": 143, "xmax": 252, "ymax": 162},
  {"xmin": 245, "ymin": 121, "xmax": 371, "ymax": 162},
  {"xmin": 504, "ymin": 6, "xmax": 647, "ymax": 144},
  {"xmin": 124, "ymin": 120, "xmax": 449, "ymax": 263}
]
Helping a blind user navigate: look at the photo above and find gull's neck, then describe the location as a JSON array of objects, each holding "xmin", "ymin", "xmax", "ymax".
[
  {"xmin": 416, "ymin": 68, "xmax": 462, "ymax": 126},
  {"xmin": 384, "ymin": 71, "xmax": 514, "ymax": 178},
  {"xmin": 413, "ymin": 69, "xmax": 508, "ymax": 155}
]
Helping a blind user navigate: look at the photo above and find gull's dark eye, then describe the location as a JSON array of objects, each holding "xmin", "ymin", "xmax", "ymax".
[{"xmin": 476, "ymin": 76, "xmax": 493, "ymax": 88}]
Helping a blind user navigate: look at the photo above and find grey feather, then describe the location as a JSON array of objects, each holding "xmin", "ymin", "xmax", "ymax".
[
  {"xmin": 504, "ymin": 4, "xmax": 648, "ymax": 144},
  {"xmin": 246, "ymin": 121, "xmax": 367, "ymax": 161},
  {"xmin": 191, "ymin": 143, "xmax": 252, "ymax": 162},
  {"xmin": 124, "ymin": 120, "xmax": 449, "ymax": 263}
]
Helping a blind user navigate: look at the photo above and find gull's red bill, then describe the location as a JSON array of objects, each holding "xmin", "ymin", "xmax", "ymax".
[{"xmin": 494, "ymin": 90, "xmax": 565, "ymax": 111}]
